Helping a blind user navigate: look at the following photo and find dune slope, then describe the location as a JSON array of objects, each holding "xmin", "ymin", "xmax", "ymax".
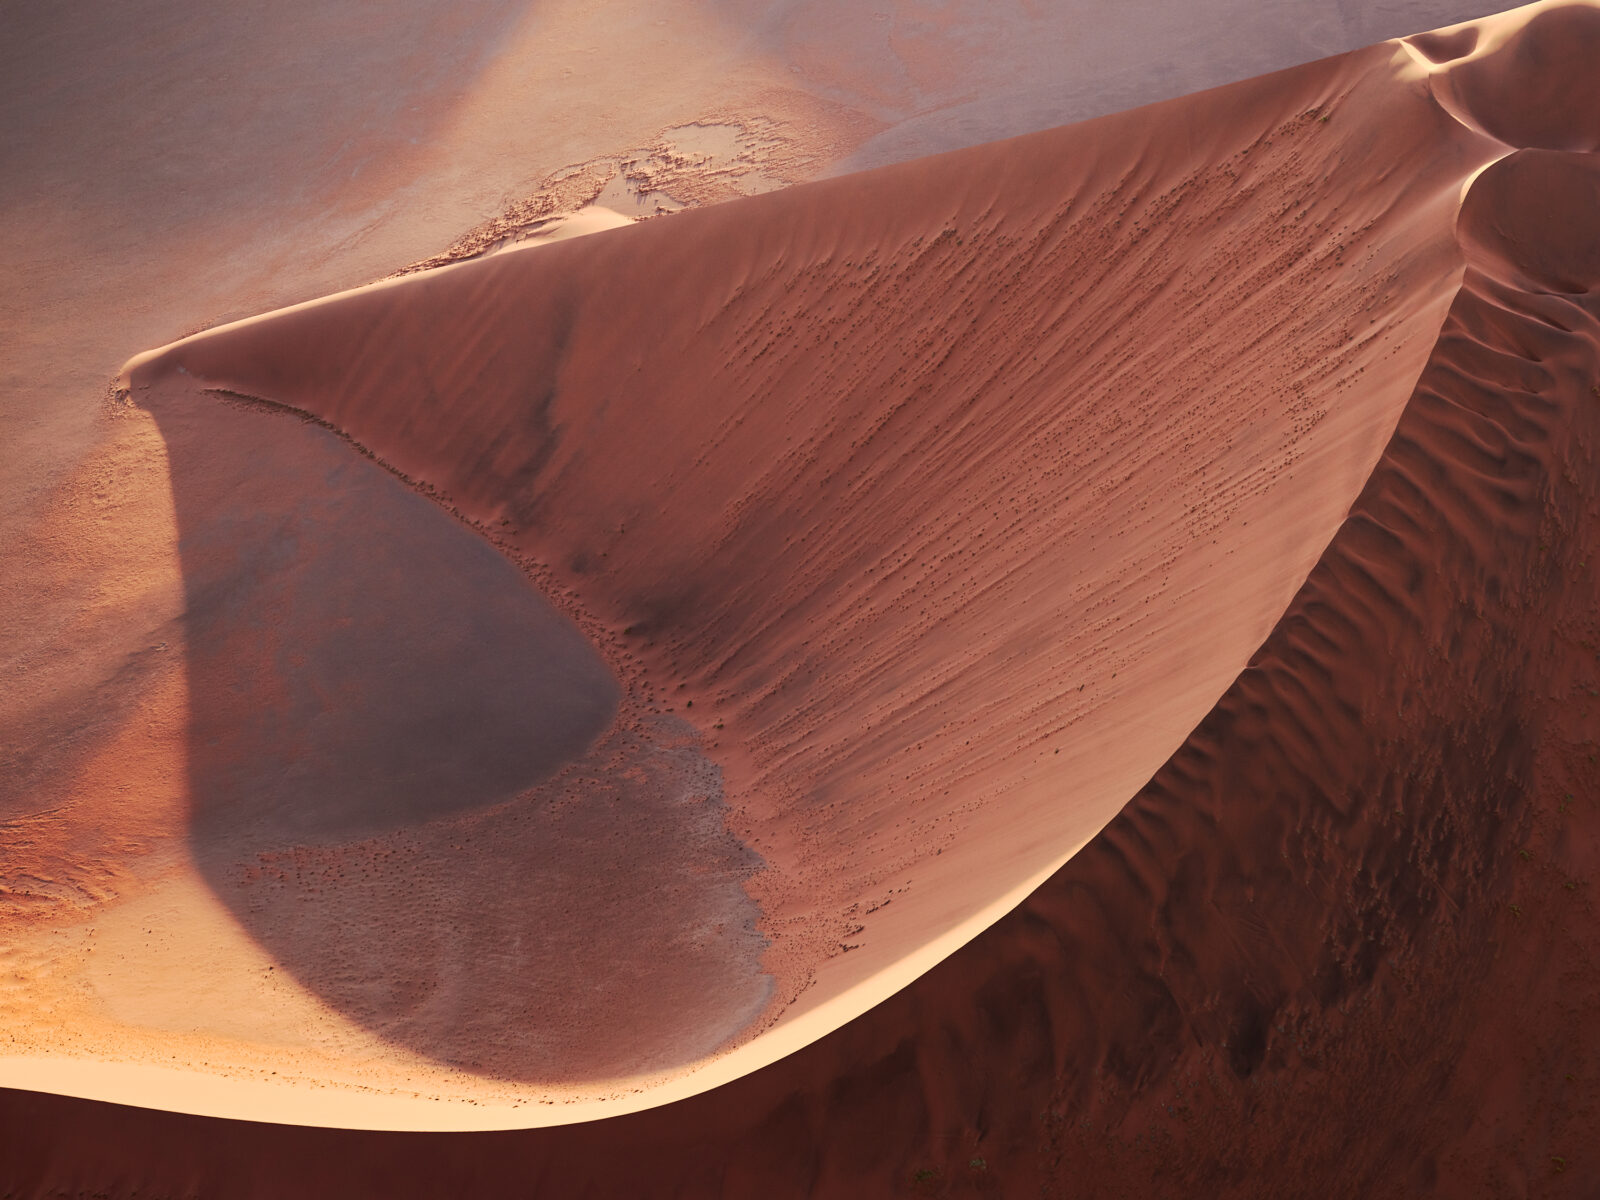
[
  {"xmin": 73, "ymin": 25, "xmax": 1502, "ymax": 1120},
  {"xmin": 3, "ymin": 3, "xmax": 1597, "ymax": 1191}
]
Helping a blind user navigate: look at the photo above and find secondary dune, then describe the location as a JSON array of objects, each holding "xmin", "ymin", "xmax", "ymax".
[{"xmin": 4, "ymin": 0, "xmax": 1598, "ymax": 1194}]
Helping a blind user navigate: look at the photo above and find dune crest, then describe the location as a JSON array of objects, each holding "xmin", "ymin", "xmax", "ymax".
[
  {"xmin": 93, "ymin": 12, "xmax": 1520, "ymax": 1119},
  {"xmin": 5, "ymin": 6, "xmax": 1597, "ymax": 1166}
]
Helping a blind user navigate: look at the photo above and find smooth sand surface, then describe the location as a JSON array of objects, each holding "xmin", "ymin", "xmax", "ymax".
[
  {"xmin": 5, "ymin": 0, "xmax": 1588, "ymax": 1133},
  {"xmin": 4, "ymin": 2, "xmax": 1597, "ymax": 1188},
  {"xmin": 117, "ymin": 36, "xmax": 1472, "ymax": 1120},
  {"xmin": 5, "ymin": 0, "xmax": 1599, "ymax": 1192},
  {"xmin": 4, "ymin": 0, "xmax": 1503, "ymax": 879}
]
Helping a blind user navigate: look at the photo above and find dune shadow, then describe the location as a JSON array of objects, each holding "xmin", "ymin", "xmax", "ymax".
[{"xmin": 145, "ymin": 384, "xmax": 772, "ymax": 1085}]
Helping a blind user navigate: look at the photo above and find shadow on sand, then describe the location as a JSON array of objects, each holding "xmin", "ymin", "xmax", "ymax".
[{"xmin": 144, "ymin": 384, "xmax": 771, "ymax": 1085}]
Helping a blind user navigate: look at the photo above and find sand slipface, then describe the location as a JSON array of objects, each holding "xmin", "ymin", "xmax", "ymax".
[
  {"xmin": 156, "ymin": 389, "xmax": 772, "ymax": 1084},
  {"xmin": 45, "ymin": 0, "xmax": 1544, "ymax": 1124},
  {"xmin": 5, "ymin": 0, "xmax": 1600, "ymax": 1192}
]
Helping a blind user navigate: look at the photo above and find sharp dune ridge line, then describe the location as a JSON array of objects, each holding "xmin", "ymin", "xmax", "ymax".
[
  {"xmin": 0, "ymin": 0, "xmax": 1564, "ymax": 1132},
  {"xmin": 1, "ymin": 0, "xmax": 1595, "ymax": 1169},
  {"xmin": 0, "ymin": 0, "xmax": 1561, "ymax": 1139}
]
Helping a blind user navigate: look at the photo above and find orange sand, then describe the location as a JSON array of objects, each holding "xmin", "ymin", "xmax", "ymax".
[
  {"xmin": 5, "ymin": 0, "xmax": 1600, "ymax": 1196},
  {"xmin": 96, "ymin": 19, "xmax": 1488, "ymax": 1122}
]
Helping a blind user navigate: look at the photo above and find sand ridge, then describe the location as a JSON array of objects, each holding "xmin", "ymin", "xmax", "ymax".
[
  {"xmin": 4, "ymin": 1, "xmax": 1598, "ymax": 1187},
  {"xmin": 4, "ymin": 9, "xmax": 1599, "ymax": 1200},
  {"xmin": 33, "ymin": 6, "xmax": 1539, "ymax": 1126}
]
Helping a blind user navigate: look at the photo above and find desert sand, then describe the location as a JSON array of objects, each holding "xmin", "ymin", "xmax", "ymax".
[{"xmin": 4, "ymin": 0, "xmax": 1599, "ymax": 1195}]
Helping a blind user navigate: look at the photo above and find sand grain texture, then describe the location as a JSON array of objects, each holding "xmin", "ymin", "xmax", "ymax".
[
  {"xmin": 85, "ymin": 22, "xmax": 1491, "ymax": 1119},
  {"xmin": 5, "ymin": 0, "xmax": 1600, "ymax": 1196}
]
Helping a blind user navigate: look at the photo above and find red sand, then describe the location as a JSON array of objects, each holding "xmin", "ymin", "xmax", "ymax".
[
  {"xmin": 101, "ymin": 18, "xmax": 1488, "ymax": 1115},
  {"xmin": 6, "ymin": 0, "xmax": 1600, "ymax": 1195}
]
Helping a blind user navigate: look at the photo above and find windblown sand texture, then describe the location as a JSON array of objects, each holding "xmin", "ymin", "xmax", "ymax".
[{"xmin": 5, "ymin": 0, "xmax": 1600, "ymax": 1196}]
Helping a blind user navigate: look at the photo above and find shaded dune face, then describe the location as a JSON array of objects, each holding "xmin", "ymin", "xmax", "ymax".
[
  {"xmin": 13, "ymin": 6, "xmax": 1599, "ymax": 1192},
  {"xmin": 123, "ymin": 33, "xmax": 1500, "ymax": 1097},
  {"xmin": 1455, "ymin": 150, "xmax": 1600, "ymax": 293},
  {"xmin": 13, "ymin": 181, "xmax": 1599, "ymax": 1185},
  {"xmin": 155, "ymin": 394, "xmax": 619, "ymax": 844},
  {"xmin": 149, "ymin": 387, "xmax": 771, "ymax": 1082}
]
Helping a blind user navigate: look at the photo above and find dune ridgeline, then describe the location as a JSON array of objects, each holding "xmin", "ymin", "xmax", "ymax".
[{"xmin": 4, "ymin": 1, "xmax": 1599, "ymax": 1196}]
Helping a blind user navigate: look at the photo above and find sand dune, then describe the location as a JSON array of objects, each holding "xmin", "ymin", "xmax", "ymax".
[
  {"xmin": 2, "ymin": 0, "xmax": 1498, "ymax": 976},
  {"xmin": 5, "ymin": 0, "xmax": 1599, "ymax": 1195},
  {"xmin": 54, "ymin": 12, "xmax": 1493, "ymax": 1123}
]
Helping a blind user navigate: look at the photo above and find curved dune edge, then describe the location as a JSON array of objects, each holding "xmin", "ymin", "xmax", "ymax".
[
  {"xmin": 0, "ymin": 19, "xmax": 1514, "ymax": 1127},
  {"xmin": 0, "ymin": 849, "xmax": 1068, "ymax": 1131},
  {"xmin": 6, "ymin": 1, "xmax": 1590, "ymax": 1135},
  {"xmin": 6, "ymin": 120, "xmax": 1597, "ymax": 1190},
  {"xmin": 5, "ymin": 115, "xmax": 1599, "ymax": 1191}
]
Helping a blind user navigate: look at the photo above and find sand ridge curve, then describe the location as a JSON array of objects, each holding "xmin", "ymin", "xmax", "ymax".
[
  {"xmin": 3, "ymin": 0, "xmax": 1587, "ymax": 1164},
  {"xmin": 72, "ymin": 10, "xmax": 1520, "ymax": 1123},
  {"xmin": 4, "ymin": 0, "xmax": 1598, "ymax": 1186}
]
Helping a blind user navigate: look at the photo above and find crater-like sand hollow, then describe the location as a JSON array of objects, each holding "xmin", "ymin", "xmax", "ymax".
[{"xmin": 4, "ymin": 2, "xmax": 1597, "ymax": 1156}]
